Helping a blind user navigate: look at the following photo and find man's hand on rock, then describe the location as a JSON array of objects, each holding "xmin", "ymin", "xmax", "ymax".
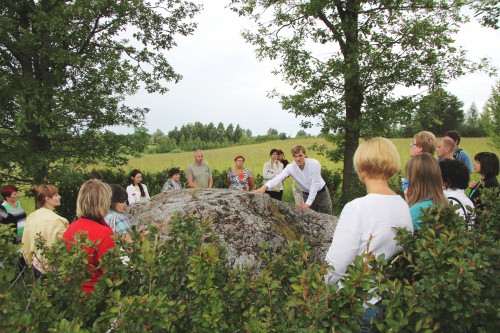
[{"xmin": 253, "ymin": 185, "xmax": 267, "ymax": 194}]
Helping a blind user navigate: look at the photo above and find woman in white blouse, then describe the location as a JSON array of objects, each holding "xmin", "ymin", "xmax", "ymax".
[
  {"xmin": 126, "ymin": 169, "xmax": 150, "ymax": 205},
  {"xmin": 262, "ymin": 149, "xmax": 284, "ymax": 200},
  {"xmin": 325, "ymin": 137, "xmax": 413, "ymax": 331}
]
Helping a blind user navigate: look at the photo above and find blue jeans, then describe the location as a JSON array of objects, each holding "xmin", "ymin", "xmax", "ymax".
[{"xmin": 360, "ymin": 306, "xmax": 382, "ymax": 333}]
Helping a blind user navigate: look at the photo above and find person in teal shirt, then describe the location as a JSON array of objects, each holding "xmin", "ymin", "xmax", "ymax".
[{"xmin": 405, "ymin": 153, "xmax": 447, "ymax": 230}]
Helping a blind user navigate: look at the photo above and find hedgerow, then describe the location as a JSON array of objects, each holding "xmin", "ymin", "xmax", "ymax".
[{"xmin": 1, "ymin": 190, "xmax": 497, "ymax": 332}]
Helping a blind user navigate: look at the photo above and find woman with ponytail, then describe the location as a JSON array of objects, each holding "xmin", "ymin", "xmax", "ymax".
[{"xmin": 22, "ymin": 184, "xmax": 69, "ymax": 278}]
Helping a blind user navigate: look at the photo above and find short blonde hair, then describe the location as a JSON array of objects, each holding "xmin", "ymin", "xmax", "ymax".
[
  {"xmin": 76, "ymin": 180, "xmax": 112, "ymax": 221},
  {"xmin": 439, "ymin": 137, "xmax": 456, "ymax": 151},
  {"xmin": 290, "ymin": 145, "xmax": 306, "ymax": 156},
  {"xmin": 414, "ymin": 131, "xmax": 436, "ymax": 155},
  {"xmin": 353, "ymin": 137, "xmax": 401, "ymax": 180}
]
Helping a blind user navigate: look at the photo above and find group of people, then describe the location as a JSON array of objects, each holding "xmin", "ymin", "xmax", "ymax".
[
  {"xmin": 1, "ymin": 132, "xmax": 498, "ymax": 318},
  {"xmin": 404, "ymin": 130, "xmax": 498, "ymax": 229},
  {"xmin": 0, "ymin": 179, "xmax": 133, "ymax": 295},
  {"xmin": 153, "ymin": 147, "xmax": 334, "ymax": 214},
  {"xmin": 324, "ymin": 132, "xmax": 498, "ymax": 329}
]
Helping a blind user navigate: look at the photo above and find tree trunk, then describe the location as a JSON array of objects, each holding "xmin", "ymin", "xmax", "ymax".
[
  {"xmin": 340, "ymin": 0, "xmax": 362, "ymax": 205},
  {"xmin": 19, "ymin": 3, "xmax": 53, "ymax": 183}
]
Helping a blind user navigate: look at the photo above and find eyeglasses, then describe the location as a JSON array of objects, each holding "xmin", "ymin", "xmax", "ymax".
[{"xmin": 409, "ymin": 143, "xmax": 417, "ymax": 148}]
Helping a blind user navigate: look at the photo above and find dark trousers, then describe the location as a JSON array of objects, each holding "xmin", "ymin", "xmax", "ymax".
[
  {"xmin": 302, "ymin": 185, "xmax": 333, "ymax": 214},
  {"xmin": 265, "ymin": 190, "xmax": 283, "ymax": 201}
]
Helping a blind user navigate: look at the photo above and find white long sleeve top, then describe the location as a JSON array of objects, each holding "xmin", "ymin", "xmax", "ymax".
[
  {"xmin": 264, "ymin": 158, "xmax": 325, "ymax": 206},
  {"xmin": 324, "ymin": 194, "xmax": 413, "ymax": 285},
  {"xmin": 126, "ymin": 184, "xmax": 150, "ymax": 205},
  {"xmin": 262, "ymin": 160, "xmax": 284, "ymax": 191}
]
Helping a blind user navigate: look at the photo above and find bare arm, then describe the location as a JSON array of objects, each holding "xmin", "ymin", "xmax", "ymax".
[
  {"xmin": 248, "ymin": 177, "xmax": 255, "ymax": 191},
  {"xmin": 253, "ymin": 185, "xmax": 268, "ymax": 194},
  {"xmin": 187, "ymin": 178, "xmax": 199, "ymax": 188}
]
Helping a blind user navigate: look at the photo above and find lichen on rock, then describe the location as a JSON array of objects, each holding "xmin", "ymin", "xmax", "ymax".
[{"xmin": 127, "ymin": 189, "xmax": 337, "ymax": 266}]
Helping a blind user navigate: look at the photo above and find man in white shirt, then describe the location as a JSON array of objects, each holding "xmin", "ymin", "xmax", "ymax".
[{"xmin": 254, "ymin": 145, "xmax": 332, "ymax": 214}]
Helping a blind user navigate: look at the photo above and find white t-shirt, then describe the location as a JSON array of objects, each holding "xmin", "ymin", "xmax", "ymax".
[
  {"xmin": 126, "ymin": 184, "xmax": 150, "ymax": 205},
  {"xmin": 443, "ymin": 188, "xmax": 475, "ymax": 220},
  {"xmin": 325, "ymin": 194, "xmax": 413, "ymax": 285}
]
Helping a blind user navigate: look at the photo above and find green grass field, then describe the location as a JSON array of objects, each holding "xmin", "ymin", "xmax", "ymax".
[
  {"xmin": 129, "ymin": 137, "xmax": 498, "ymax": 178},
  {"xmin": 18, "ymin": 137, "xmax": 498, "ymax": 215}
]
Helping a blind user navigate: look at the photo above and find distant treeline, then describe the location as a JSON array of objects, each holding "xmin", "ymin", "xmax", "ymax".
[{"xmin": 148, "ymin": 122, "xmax": 314, "ymax": 153}]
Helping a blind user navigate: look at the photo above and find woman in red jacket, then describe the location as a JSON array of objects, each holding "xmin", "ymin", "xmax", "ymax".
[{"xmin": 63, "ymin": 180, "xmax": 115, "ymax": 295}]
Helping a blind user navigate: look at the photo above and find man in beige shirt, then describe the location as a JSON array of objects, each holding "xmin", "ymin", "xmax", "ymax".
[{"xmin": 186, "ymin": 149, "xmax": 213, "ymax": 188}]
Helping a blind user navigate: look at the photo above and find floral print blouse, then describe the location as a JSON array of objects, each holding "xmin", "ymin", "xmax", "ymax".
[{"xmin": 227, "ymin": 168, "xmax": 253, "ymax": 191}]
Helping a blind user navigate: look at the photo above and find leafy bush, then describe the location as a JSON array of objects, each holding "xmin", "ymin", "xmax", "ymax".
[
  {"xmin": 1, "ymin": 190, "xmax": 498, "ymax": 331},
  {"xmin": 377, "ymin": 188, "xmax": 499, "ymax": 332}
]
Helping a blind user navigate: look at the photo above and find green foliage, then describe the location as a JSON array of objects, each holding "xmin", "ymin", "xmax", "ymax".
[
  {"xmin": 0, "ymin": 0, "xmax": 201, "ymax": 182},
  {"xmin": 151, "ymin": 122, "xmax": 287, "ymax": 153},
  {"xmin": 471, "ymin": 0, "xmax": 500, "ymax": 29},
  {"xmin": 481, "ymin": 80, "xmax": 500, "ymax": 150},
  {"xmin": 212, "ymin": 169, "xmax": 229, "ymax": 189},
  {"xmin": 415, "ymin": 88, "xmax": 465, "ymax": 136},
  {"xmin": 127, "ymin": 127, "xmax": 151, "ymax": 156},
  {"xmin": 378, "ymin": 188, "xmax": 499, "ymax": 332},
  {"xmin": 230, "ymin": 0, "xmax": 481, "ymax": 205},
  {"xmin": 459, "ymin": 102, "xmax": 488, "ymax": 137},
  {"xmin": 1, "ymin": 190, "xmax": 498, "ymax": 331}
]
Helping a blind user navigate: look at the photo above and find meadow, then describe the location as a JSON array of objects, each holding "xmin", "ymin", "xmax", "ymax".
[
  {"xmin": 128, "ymin": 137, "xmax": 497, "ymax": 178},
  {"xmin": 18, "ymin": 136, "xmax": 498, "ymax": 215}
]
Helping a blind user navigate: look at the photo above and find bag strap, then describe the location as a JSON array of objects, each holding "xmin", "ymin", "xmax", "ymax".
[
  {"xmin": 109, "ymin": 213, "xmax": 118, "ymax": 233},
  {"xmin": 448, "ymin": 197, "xmax": 467, "ymax": 217}
]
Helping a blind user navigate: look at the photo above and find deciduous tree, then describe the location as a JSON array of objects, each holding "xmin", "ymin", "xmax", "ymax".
[
  {"xmin": 415, "ymin": 88, "xmax": 464, "ymax": 135},
  {"xmin": 231, "ymin": 0, "xmax": 482, "ymax": 204},
  {"xmin": 0, "ymin": 0, "xmax": 200, "ymax": 182},
  {"xmin": 482, "ymin": 80, "xmax": 500, "ymax": 149}
]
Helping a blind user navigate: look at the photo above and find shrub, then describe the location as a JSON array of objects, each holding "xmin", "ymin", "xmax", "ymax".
[
  {"xmin": 3, "ymin": 179, "xmax": 496, "ymax": 331},
  {"xmin": 377, "ymin": 188, "xmax": 499, "ymax": 332}
]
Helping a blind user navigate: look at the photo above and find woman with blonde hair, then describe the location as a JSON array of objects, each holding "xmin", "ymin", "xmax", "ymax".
[
  {"xmin": 405, "ymin": 153, "xmax": 447, "ymax": 230},
  {"xmin": 325, "ymin": 137, "xmax": 413, "ymax": 331},
  {"xmin": 62, "ymin": 180, "xmax": 115, "ymax": 295},
  {"xmin": 22, "ymin": 184, "xmax": 69, "ymax": 278}
]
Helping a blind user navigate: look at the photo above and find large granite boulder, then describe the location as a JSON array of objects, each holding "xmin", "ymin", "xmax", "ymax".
[{"xmin": 127, "ymin": 189, "xmax": 337, "ymax": 267}]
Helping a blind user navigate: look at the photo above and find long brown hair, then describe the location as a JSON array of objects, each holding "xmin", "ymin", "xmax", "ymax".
[{"xmin": 405, "ymin": 153, "xmax": 446, "ymax": 206}]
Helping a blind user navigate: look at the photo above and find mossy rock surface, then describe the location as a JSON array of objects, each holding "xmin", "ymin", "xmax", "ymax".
[{"xmin": 127, "ymin": 189, "xmax": 338, "ymax": 266}]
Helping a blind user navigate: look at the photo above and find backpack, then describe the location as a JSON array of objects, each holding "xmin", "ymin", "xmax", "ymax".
[{"xmin": 453, "ymin": 148, "xmax": 462, "ymax": 160}]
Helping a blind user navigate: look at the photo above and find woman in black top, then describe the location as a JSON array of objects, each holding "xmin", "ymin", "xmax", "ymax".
[{"xmin": 469, "ymin": 152, "xmax": 499, "ymax": 207}]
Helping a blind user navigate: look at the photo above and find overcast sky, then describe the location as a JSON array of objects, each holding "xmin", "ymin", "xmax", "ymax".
[{"xmin": 125, "ymin": 0, "xmax": 500, "ymax": 137}]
